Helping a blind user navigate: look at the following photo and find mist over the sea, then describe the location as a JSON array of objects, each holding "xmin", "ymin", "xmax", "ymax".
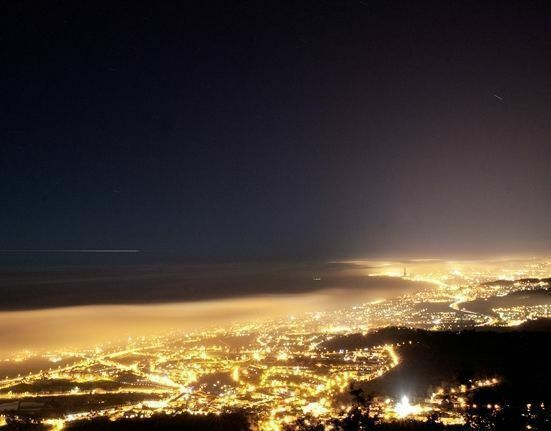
[
  {"xmin": 0, "ymin": 259, "xmax": 429, "ymax": 355},
  {"xmin": 0, "ymin": 258, "xmax": 418, "ymax": 311}
]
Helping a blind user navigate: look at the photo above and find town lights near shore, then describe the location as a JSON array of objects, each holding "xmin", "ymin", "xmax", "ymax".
[{"xmin": 0, "ymin": 259, "xmax": 548, "ymax": 430}]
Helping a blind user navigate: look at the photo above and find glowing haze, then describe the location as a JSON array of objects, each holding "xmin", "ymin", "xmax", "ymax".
[{"xmin": 0, "ymin": 279, "xmax": 426, "ymax": 355}]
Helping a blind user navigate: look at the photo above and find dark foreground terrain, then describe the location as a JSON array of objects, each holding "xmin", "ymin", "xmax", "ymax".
[{"xmin": 323, "ymin": 319, "xmax": 551, "ymax": 401}]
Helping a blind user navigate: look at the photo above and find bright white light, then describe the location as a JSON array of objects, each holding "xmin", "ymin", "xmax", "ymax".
[{"xmin": 395, "ymin": 395, "xmax": 422, "ymax": 418}]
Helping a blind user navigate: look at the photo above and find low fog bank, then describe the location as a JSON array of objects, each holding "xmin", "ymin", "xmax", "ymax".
[
  {"xmin": 0, "ymin": 262, "xmax": 430, "ymax": 355},
  {"xmin": 0, "ymin": 261, "xmax": 417, "ymax": 311}
]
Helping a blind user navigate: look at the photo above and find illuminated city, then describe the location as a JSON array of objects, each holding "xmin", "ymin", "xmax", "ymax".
[{"xmin": 1, "ymin": 258, "xmax": 549, "ymax": 430}]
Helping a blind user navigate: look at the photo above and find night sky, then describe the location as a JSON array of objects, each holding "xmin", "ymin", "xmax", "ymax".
[{"xmin": 2, "ymin": 0, "xmax": 551, "ymax": 261}]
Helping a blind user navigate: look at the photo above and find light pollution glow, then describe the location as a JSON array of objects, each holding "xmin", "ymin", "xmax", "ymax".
[
  {"xmin": 0, "ymin": 257, "xmax": 549, "ymax": 430},
  {"xmin": 1, "ymin": 256, "xmax": 549, "ymax": 356},
  {"xmin": 0, "ymin": 284, "xmax": 419, "ymax": 356}
]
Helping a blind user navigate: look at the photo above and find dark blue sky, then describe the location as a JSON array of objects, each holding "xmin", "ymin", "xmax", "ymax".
[{"xmin": 2, "ymin": 0, "xmax": 551, "ymax": 261}]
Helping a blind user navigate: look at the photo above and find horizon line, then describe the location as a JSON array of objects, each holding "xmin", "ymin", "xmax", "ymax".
[{"xmin": 0, "ymin": 249, "xmax": 141, "ymax": 253}]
